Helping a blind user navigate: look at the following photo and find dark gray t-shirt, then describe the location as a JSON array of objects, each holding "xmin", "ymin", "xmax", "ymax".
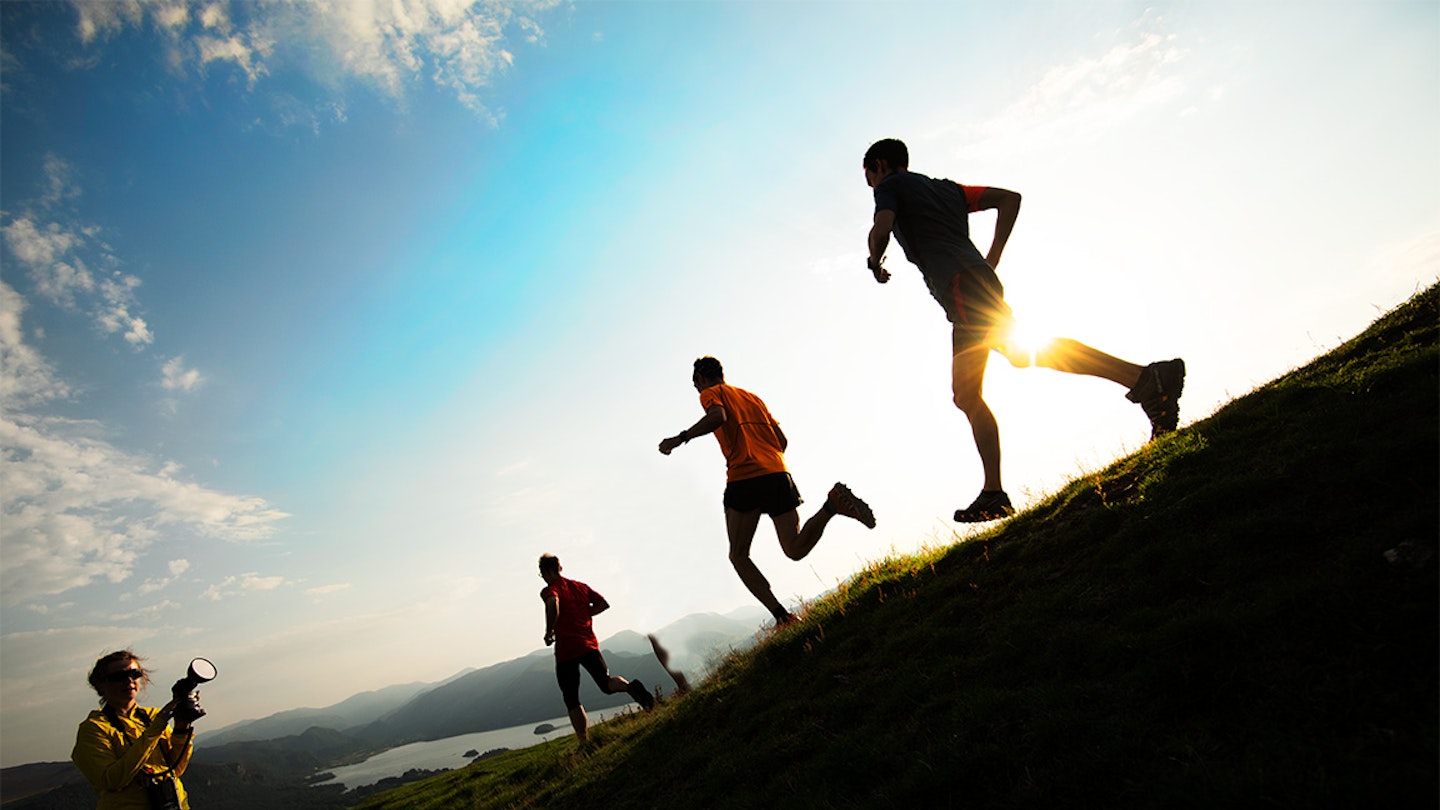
[{"xmin": 873, "ymin": 170, "xmax": 1002, "ymax": 321}]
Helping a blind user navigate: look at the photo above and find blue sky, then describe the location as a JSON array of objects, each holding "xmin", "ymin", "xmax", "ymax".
[{"xmin": 2, "ymin": 0, "xmax": 1436, "ymax": 766}]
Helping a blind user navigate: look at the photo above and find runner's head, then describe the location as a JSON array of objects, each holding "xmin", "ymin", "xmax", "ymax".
[
  {"xmin": 864, "ymin": 139, "xmax": 908, "ymax": 187},
  {"xmin": 538, "ymin": 553, "xmax": 561, "ymax": 579},
  {"xmin": 692, "ymin": 356, "xmax": 724, "ymax": 388}
]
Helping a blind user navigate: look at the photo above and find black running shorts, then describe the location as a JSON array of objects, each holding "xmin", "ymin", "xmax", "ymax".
[
  {"xmin": 556, "ymin": 649, "xmax": 612, "ymax": 710},
  {"xmin": 940, "ymin": 271, "xmax": 1013, "ymax": 352},
  {"xmin": 723, "ymin": 472, "xmax": 803, "ymax": 515}
]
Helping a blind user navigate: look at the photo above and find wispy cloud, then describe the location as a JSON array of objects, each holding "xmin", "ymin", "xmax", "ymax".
[
  {"xmin": 305, "ymin": 583, "xmax": 351, "ymax": 597},
  {"xmin": 201, "ymin": 572, "xmax": 289, "ymax": 602},
  {"xmin": 3, "ymin": 158, "xmax": 153, "ymax": 351},
  {"xmin": 950, "ymin": 17, "xmax": 1190, "ymax": 162},
  {"xmin": 133, "ymin": 559, "xmax": 193, "ymax": 596},
  {"xmin": 161, "ymin": 356, "xmax": 204, "ymax": 393},
  {"xmin": 68, "ymin": 0, "xmax": 562, "ymax": 124},
  {"xmin": 0, "ymin": 283, "xmax": 70, "ymax": 408},
  {"xmin": 0, "ymin": 273, "xmax": 288, "ymax": 607},
  {"xmin": 114, "ymin": 599, "xmax": 181, "ymax": 622}
]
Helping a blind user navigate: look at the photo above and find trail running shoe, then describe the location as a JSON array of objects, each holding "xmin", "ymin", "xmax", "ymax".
[
  {"xmin": 954, "ymin": 490, "xmax": 1015, "ymax": 523},
  {"xmin": 627, "ymin": 679, "xmax": 655, "ymax": 711},
  {"xmin": 1126, "ymin": 358, "xmax": 1186, "ymax": 439},
  {"xmin": 828, "ymin": 483, "xmax": 876, "ymax": 529}
]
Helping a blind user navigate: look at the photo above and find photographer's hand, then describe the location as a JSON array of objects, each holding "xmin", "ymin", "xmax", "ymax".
[{"xmin": 172, "ymin": 693, "xmax": 205, "ymax": 726}]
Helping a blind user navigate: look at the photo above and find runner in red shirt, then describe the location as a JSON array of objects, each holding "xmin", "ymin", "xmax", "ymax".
[
  {"xmin": 658, "ymin": 356, "xmax": 875, "ymax": 626},
  {"xmin": 539, "ymin": 554, "xmax": 653, "ymax": 746}
]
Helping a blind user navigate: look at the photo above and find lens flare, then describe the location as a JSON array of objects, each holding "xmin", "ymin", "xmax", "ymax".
[{"xmin": 998, "ymin": 320, "xmax": 1055, "ymax": 368}]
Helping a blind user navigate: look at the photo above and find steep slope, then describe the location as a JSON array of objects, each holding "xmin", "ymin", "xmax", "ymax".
[{"xmin": 361, "ymin": 283, "xmax": 1438, "ymax": 809}]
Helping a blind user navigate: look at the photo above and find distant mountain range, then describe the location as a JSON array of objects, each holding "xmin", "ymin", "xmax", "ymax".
[
  {"xmin": 2, "ymin": 609, "xmax": 770, "ymax": 809},
  {"xmin": 198, "ymin": 607, "xmax": 768, "ymax": 749}
]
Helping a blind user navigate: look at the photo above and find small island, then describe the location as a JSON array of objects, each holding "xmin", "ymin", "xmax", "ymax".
[{"xmin": 533, "ymin": 723, "xmax": 557, "ymax": 735}]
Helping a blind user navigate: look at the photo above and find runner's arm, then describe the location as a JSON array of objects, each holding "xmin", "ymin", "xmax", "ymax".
[
  {"xmin": 772, "ymin": 422, "xmax": 788, "ymax": 452},
  {"xmin": 543, "ymin": 593, "xmax": 559, "ymax": 646},
  {"xmin": 589, "ymin": 594, "xmax": 610, "ymax": 616},
  {"xmin": 867, "ymin": 210, "xmax": 895, "ymax": 283},
  {"xmin": 659, "ymin": 404, "xmax": 726, "ymax": 455},
  {"xmin": 973, "ymin": 187, "xmax": 1021, "ymax": 268}
]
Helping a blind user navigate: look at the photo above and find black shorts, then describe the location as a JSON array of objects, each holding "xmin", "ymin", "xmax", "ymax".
[
  {"xmin": 723, "ymin": 472, "xmax": 802, "ymax": 515},
  {"xmin": 556, "ymin": 649, "xmax": 612, "ymax": 710},
  {"xmin": 931, "ymin": 267, "xmax": 1013, "ymax": 352}
]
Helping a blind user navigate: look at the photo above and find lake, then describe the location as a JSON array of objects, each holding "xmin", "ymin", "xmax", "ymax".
[{"xmin": 311, "ymin": 710, "xmax": 622, "ymax": 790}]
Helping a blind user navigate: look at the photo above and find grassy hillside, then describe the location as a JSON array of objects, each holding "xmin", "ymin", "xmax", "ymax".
[{"xmin": 357, "ymin": 284, "xmax": 1438, "ymax": 809}]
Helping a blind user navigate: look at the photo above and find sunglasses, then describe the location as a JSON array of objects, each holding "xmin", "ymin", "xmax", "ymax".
[{"xmin": 106, "ymin": 669, "xmax": 144, "ymax": 683}]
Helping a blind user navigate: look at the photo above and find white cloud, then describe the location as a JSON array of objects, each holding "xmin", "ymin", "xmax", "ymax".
[
  {"xmin": 40, "ymin": 154, "xmax": 82, "ymax": 209},
  {"xmin": 197, "ymin": 33, "xmax": 270, "ymax": 86},
  {"xmin": 952, "ymin": 23, "xmax": 1190, "ymax": 162},
  {"xmin": 74, "ymin": 0, "xmax": 145, "ymax": 45},
  {"xmin": 0, "ymin": 281, "xmax": 71, "ymax": 408},
  {"xmin": 95, "ymin": 272, "xmax": 153, "ymax": 348},
  {"xmin": 0, "ymin": 284, "xmax": 289, "ymax": 607},
  {"xmin": 65, "ymin": 0, "xmax": 562, "ymax": 122},
  {"xmin": 161, "ymin": 356, "xmax": 204, "ymax": 393},
  {"xmin": 154, "ymin": 2, "xmax": 191, "ymax": 31},
  {"xmin": 0, "ymin": 411, "xmax": 291, "ymax": 605},
  {"xmin": 114, "ymin": 599, "xmax": 181, "ymax": 621},
  {"xmin": 3, "ymin": 206, "xmax": 154, "ymax": 350},
  {"xmin": 132, "ymin": 559, "xmax": 193, "ymax": 596},
  {"xmin": 305, "ymin": 583, "xmax": 351, "ymax": 596},
  {"xmin": 1, "ymin": 218, "xmax": 91, "ymax": 306},
  {"xmin": 201, "ymin": 572, "xmax": 289, "ymax": 601}
]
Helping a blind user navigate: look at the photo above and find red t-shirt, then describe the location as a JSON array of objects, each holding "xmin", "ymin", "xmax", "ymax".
[
  {"xmin": 699, "ymin": 383, "xmax": 787, "ymax": 482},
  {"xmin": 541, "ymin": 577, "xmax": 602, "ymax": 661}
]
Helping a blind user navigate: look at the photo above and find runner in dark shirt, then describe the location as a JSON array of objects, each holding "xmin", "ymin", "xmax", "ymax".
[{"xmin": 863, "ymin": 138, "xmax": 1185, "ymax": 522}]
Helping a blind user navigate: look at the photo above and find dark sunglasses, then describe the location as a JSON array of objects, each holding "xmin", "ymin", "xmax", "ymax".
[{"xmin": 106, "ymin": 669, "xmax": 144, "ymax": 683}]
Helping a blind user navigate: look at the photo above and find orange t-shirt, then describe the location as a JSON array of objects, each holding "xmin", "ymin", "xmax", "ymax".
[{"xmin": 699, "ymin": 384, "xmax": 787, "ymax": 482}]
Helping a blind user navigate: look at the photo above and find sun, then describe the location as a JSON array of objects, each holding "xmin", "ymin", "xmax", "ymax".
[{"xmin": 997, "ymin": 319, "xmax": 1055, "ymax": 368}]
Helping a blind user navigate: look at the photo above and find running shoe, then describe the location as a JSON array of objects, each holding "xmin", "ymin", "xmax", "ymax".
[
  {"xmin": 627, "ymin": 679, "xmax": 655, "ymax": 711},
  {"xmin": 1126, "ymin": 358, "xmax": 1186, "ymax": 439},
  {"xmin": 954, "ymin": 489, "xmax": 1015, "ymax": 523},
  {"xmin": 828, "ymin": 483, "xmax": 876, "ymax": 528}
]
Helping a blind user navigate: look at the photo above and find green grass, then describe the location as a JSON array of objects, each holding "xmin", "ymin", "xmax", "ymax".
[{"xmin": 357, "ymin": 283, "xmax": 1438, "ymax": 809}]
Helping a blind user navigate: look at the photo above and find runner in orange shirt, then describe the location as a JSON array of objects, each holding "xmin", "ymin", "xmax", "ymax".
[{"xmin": 659, "ymin": 356, "xmax": 875, "ymax": 626}]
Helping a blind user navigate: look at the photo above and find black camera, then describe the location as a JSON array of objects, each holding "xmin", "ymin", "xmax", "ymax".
[{"xmin": 170, "ymin": 657, "xmax": 216, "ymax": 724}]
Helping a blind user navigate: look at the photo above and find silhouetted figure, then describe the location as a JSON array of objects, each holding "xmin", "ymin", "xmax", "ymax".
[
  {"xmin": 659, "ymin": 356, "xmax": 876, "ymax": 626},
  {"xmin": 862, "ymin": 137, "xmax": 1185, "ymax": 522},
  {"xmin": 647, "ymin": 633, "xmax": 691, "ymax": 696},
  {"xmin": 539, "ymin": 553, "xmax": 654, "ymax": 746}
]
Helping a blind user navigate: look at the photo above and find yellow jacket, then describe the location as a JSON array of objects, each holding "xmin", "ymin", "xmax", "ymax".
[{"xmin": 71, "ymin": 705, "xmax": 193, "ymax": 810}]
